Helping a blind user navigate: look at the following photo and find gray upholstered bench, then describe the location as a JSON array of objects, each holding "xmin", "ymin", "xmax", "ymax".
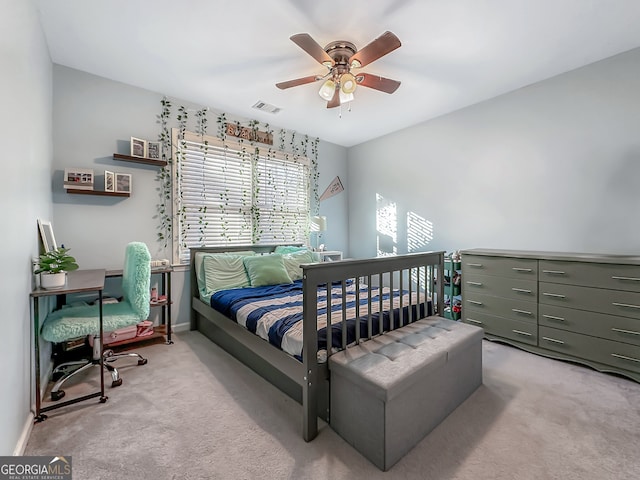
[{"xmin": 329, "ymin": 316, "xmax": 483, "ymax": 471}]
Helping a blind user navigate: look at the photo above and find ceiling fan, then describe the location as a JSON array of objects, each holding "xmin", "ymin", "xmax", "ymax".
[{"xmin": 276, "ymin": 31, "xmax": 402, "ymax": 109}]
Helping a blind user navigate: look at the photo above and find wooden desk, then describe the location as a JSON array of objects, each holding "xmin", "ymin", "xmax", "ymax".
[{"xmin": 30, "ymin": 269, "xmax": 107, "ymax": 421}]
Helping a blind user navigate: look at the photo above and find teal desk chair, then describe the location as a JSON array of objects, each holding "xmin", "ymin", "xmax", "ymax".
[{"xmin": 41, "ymin": 242, "xmax": 151, "ymax": 401}]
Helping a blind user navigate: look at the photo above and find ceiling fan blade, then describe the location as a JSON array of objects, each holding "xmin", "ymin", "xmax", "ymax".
[
  {"xmin": 349, "ymin": 31, "xmax": 401, "ymax": 68},
  {"xmin": 276, "ymin": 75, "xmax": 322, "ymax": 90},
  {"xmin": 327, "ymin": 85, "xmax": 341, "ymax": 108},
  {"xmin": 356, "ymin": 73, "xmax": 401, "ymax": 94},
  {"xmin": 290, "ymin": 33, "xmax": 334, "ymax": 66}
]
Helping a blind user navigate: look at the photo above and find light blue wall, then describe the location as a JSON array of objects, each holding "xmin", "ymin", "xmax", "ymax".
[
  {"xmin": 11, "ymin": 0, "xmax": 639, "ymax": 456},
  {"xmin": 51, "ymin": 65, "xmax": 349, "ymax": 331},
  {"xmin": 347, "ymin": 48, "xmax": 640, "ymax": 259},
  {"xmin": 1, "ymin": 0, "xmax": 53, "ymax": 455}
]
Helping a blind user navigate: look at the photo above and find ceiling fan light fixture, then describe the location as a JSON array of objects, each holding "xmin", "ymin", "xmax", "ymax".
[
  {"xmin": 340, "ymin": 73, "xmax": 357, "ymax": 94},
  {"xmin": 339, "ymin": 90, "xmax": 354, "ymax": 104},
  {"xmin": 318, "ymin": 79, "xmax": 335, "ymax": 100}
]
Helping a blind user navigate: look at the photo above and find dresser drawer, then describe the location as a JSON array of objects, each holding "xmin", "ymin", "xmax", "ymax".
[
  {"xmin": 539, "ymin": 260, "xmax": 640, "ymax": 292},
  {"xmin": 464, "ymin": 311, "xmax": 537, "ymax": 345},
  {"xmin": 539, "ymin": 326, "xmax": 640, "ymax": 374},
  {"xmin": 462, "ymin": 255, "xmax": 538, "ymax": 280},
  {"xmin": 539, "ymin": 304, "xmax": 640, "ymax": 346},
  {"xmin": 539, "ymin": 282, "xmax": 640, "ymax": 320},
  {"xmin": 464, "ymin": 273, "xmax": 537, "ymax": 302},
  {"xmin": 464, "ymin": 292, "xmax": 537, "ymax": 323}
]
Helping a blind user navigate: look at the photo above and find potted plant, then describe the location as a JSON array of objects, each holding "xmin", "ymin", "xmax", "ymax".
[{"xmin": 35, "ymin": 247, "xmax": 79, "ymax": 289}]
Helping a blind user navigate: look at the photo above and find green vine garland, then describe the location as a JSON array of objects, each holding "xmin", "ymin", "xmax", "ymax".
[
  {"xmin": 156, "ymin": 99, "xmax": 321, "ymax": 250},
  {"xmin": 156, "ymin": 97, "xmax": 173, "ymax": 247}
]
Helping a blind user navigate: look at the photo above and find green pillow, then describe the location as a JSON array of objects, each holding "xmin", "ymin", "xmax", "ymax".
[
  {"xmin": 274, "ymin": 245, "xmax": 309, "ymax": 254},
  {"xmin": 195, "ymin": 251, "xmax": 255, "ymax": 299},
  {"xmin": 282, "ymin": 250, "xmax": 317, "ymax": 281},
  {"xmin": 203, "ymin": 254, "xmax": 251, "ymax": 297},
  {"xmin": 243, "ymin": 254, "xmax": 293, "ymax": 287}
]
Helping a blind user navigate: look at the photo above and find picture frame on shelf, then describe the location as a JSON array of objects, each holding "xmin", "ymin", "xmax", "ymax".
[
  {"xmin": 115, "ymin": 173, "xmax": 132, "ymax": 194},
  {"xmin": 147, "ymin": 141, "xmax": 161, "ymax": 159},
  {"xmin": 104, "ymin": 170, "xmax": 115, "ymax": 192},
  {"xmin": 63, "ymin": 167, "xmax": 94, "ymax": 190},
  {"xmin": 130, "ymin": 137, "xmax": 147, "ymax": 158},
  {"xmin": 37, "ymin": 219, "xmax": 57, "ymax": 253}
]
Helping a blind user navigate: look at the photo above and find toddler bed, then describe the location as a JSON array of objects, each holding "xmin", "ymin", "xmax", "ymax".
[{"xmin": 189, "ymin": 245, "xmax": 445, "ymax": 441}]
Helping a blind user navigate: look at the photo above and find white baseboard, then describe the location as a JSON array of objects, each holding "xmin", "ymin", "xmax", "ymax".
[
  {"xmin": 172, "ymin": 322, "xmax": 190, "ymax": 333},
  {"xmin": 13, "ymin": 414, "xmax": 34, "ymax": 456},
  {"xmin": 15, "ymin": 363, "xmax": 54, "ymax": 455}
]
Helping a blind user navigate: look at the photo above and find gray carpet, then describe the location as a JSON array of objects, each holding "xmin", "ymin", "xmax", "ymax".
[{"xmin": 24, "ymin": 331, "xmax": 640, "ymax": 480}]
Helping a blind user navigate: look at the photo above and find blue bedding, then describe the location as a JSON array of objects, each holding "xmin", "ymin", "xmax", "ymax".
[{"xmin": 210, "ymin": 280, "xmax": 430, "ymax": 360}]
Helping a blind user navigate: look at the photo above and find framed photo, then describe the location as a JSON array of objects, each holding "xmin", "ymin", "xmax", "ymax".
[
  {"xmin": 37, "ymin": 219, "xmax": 57, "ymax": 252},
  {"xmin": 104, "ymin": 170, "xmax": 115, "ymax": 192},
  {"xmin": 115, "ymin": 173, "xmax": 132, "ymax": 194},
  {"xmin": 147, "ymin": 141, "xmax": 161, "ymax": 160},
  {"xmin": 63, "ymin": 167, "xmax": 94, "ymax": 190},
  {"xmin": 130, "ymin": 137, "xmax": 147, "ymax": 158}
]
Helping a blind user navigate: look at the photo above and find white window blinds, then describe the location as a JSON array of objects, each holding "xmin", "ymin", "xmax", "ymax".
[{"xmin": 172, "ymin": 129, "xmax": 310, "ymax": 263}]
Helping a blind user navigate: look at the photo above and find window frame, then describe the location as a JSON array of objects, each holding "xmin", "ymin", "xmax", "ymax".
[{"xmin": 171, "ymin": 129, "xmax": 311, "ymax": 263}]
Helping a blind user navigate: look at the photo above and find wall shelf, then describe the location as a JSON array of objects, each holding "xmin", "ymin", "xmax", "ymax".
[
  {"xmin": 113, "ymin": 153, "xmax": 167, "ymax": 167},
  {"xmin": 66, "ymin": 189, "xmax": 130, "ymax": 197}
]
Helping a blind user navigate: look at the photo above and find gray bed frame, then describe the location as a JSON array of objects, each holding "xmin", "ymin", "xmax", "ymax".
[{"xmin": 189, "ymin": 245, "xmax": 445, "ymax": 441}]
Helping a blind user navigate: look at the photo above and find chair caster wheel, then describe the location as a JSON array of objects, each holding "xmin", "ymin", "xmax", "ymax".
[
  {"xmin": 100, "ymin": 396, "xmax": 108, "ymax": 403},
  {"xmin": 51, "ymin": 390, "xmax": 65, "ymax": 401},
  {"xmin": 111, "ymin": 378, "xmax": 123, "ymax": 388},
  {"xmin": 138, "ymin": 358, "xmax": 148, "ymax": 365},
  {"xmin": 34, "ymin": 414, "xmax": 48, "ymax": 423}
]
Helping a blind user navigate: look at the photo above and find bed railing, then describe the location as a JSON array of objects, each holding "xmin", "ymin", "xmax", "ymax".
[{"xmin": 300, "ymin": 250, "xmax": 445, "ymax": 440}]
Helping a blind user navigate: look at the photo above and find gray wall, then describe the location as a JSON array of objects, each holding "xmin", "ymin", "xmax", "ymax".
[
  {"xmin": 1, "ymin": 0, "xmax": 53, "ymax": 455},
  {"xmin": 52, "ymin": 65, "xmax": 349, "ymax": 332},
  {"xmin": 347, "ymin": 48, "xmax": 640, "ymax": 259}
]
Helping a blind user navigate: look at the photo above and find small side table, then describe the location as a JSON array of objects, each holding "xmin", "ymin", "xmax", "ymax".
[
  {"xmin": 30, "ymin": 269, "xmax": 107, "ymax": 422},
  {"xmin": 319, "ymin": 251, "xmax": 343, "ymax": 262}
]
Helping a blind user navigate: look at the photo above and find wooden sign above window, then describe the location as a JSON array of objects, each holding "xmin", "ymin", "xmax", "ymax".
[{"xmin": 225, "ymin": 123, "xmax": 273, "ymax": 145}]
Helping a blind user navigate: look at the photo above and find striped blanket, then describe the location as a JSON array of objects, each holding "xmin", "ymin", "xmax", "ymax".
[{"xmin": 210, "ymin": 280, "xmax": 429, "ymax": 360}]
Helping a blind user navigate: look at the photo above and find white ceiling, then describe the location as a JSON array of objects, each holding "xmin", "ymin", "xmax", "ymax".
[{"xmin": 35, "ymin": 0, "xmax": 640, "ymax": 147}]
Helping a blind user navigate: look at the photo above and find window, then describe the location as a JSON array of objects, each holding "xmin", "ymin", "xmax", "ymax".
[{"xmin": 172, "ymin": 129, "xmax": 310, "ymax": 263}]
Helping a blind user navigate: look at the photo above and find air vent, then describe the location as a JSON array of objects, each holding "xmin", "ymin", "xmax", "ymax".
[{"xmin": 252, "ymin": 101, "xmax": 281, "ymax": 114}]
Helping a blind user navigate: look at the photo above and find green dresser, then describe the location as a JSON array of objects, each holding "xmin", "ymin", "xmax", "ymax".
[{"xmin": 461, "ymin": 248, "xmax": 640, "ymax": 383}]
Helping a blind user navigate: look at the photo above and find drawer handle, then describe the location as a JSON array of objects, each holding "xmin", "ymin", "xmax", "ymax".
[
  {"xmin": 468, "ymin": 300, "xmax": 483, "ymax": 305},
  {"xmin": 542, "ymin": 292, "xmax": 566, "ymax": 299},
  {"xmin": 542, "ymin": 336, "xmax": 565, "ymax": 345},
  {"xmin": 512, "ymin": 329, "xmax": 532, "ymax": 337},
  {"xmin": 512, "ymin": 288, "xmax": 532, "ymax": 293},
  {"xmin": 467, "ymin": 263, "xmax": 483, "ymax": 267},
  {"xmin": 466, "ymin": 281, "xmax": 483, "ymax": 286},
  {"xmin": 611, "ymin": 276, "xmax": 640, "ymax": 282},
  {"xmin": 512, "ymin": 267, "xmax": 533, "ymax": 272},
  {"xmin": 512, "ymin": 308, "xmax": 532, "ymax": 315},
  {"xmin": 612, "ymin": 302, "xmax": 640, "ymax": 310},
  {"xmin": 542, "ymin": 270, "xmax": 565, "ymax": 275},
  {"xmin": 611, "ymin": 353, "xmax": 640, "ymax": 363},
  {"xmin": 543, "ymin": 314, "xmax": 565, "ymax": 321},
  {"xmin": 466, "ymin": 318, "xmax": 483, "ymax": 325},
  {"xmin": 611, "ymin": 327, "xmax": 640, "ymax": 336}
]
